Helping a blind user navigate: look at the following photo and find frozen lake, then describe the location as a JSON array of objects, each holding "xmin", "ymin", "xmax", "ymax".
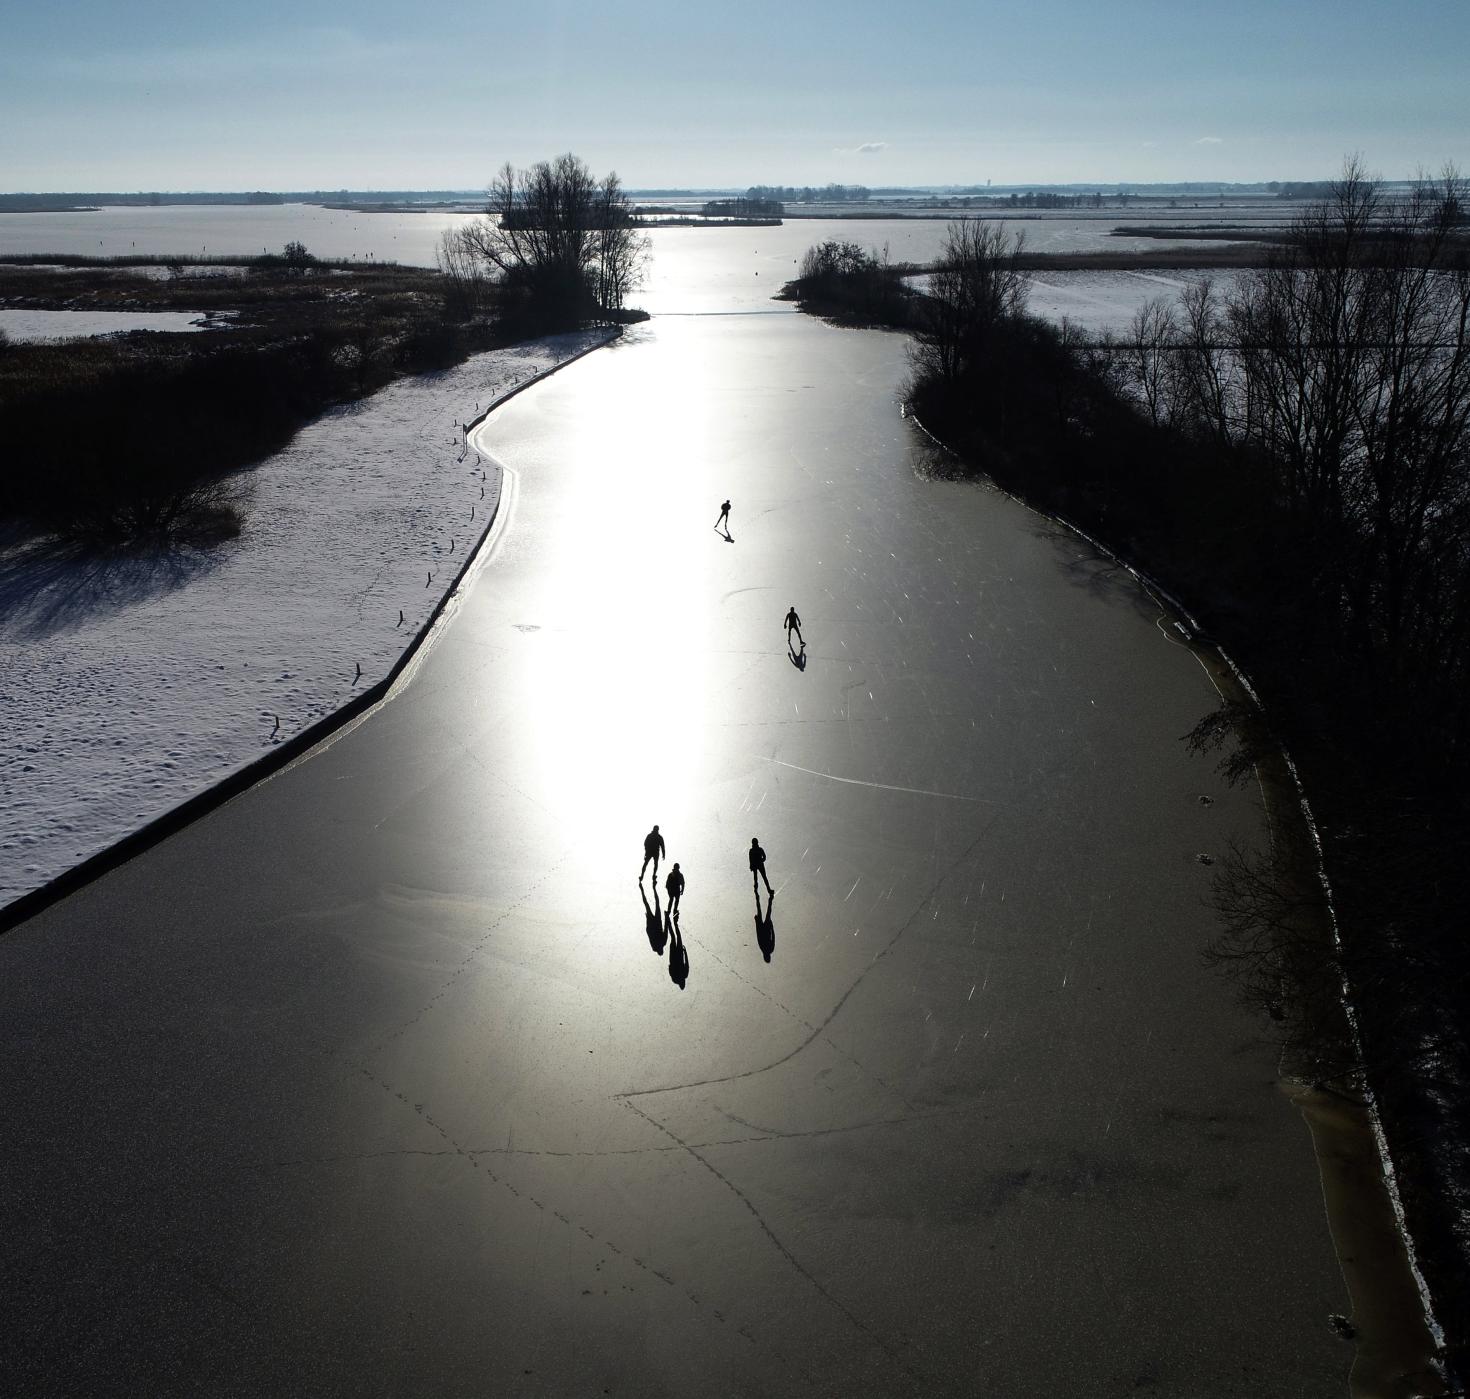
[
  {"xmin": 0, "ymin": 202, "xmax": 1268, "ymax": 324},
  {"xmin": 0, "ymin": 305, "xmax": 1348, "ymax": 1398}
]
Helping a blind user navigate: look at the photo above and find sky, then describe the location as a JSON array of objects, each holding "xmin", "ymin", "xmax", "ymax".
[{"xmin": 2, "ymin": 0, "xmax": 1466, "ymax": 191}]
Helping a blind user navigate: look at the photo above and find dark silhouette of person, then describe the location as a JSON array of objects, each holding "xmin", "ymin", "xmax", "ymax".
[
  {"xmin": 714, "ymin": 499, "xmax": 732, "ymax": 536},
  {"xmin": 784, "ymin": 605, "xmax": 803, "ymax": 644},
  {"xmin": 641, "ymin": 883, "xmax": 667, "ymax": 955},
  {"xmin": 748, "ymin": 837, "xmax": 773, "ymax": 895},
  {"xmin": 754, "ymin": 888, "xmax": 775, "ymax": 963},
  {"xmin": 787, "ymin": 635, "xmax": 807, "ymax": 670},
  {"xmin": 665, "ymin": 862, "xmax": 685, "ymax": 918},
  {"xmin": 640, "ymin": 824, "xmax": 665, "ymax": 882},
  {"xmin": 668, "ymin": 924, "xmax": 689, "ymax": 989}
]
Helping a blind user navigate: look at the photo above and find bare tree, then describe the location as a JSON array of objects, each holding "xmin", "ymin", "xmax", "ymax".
[
  {"xmin": 1121, "ymin": 296, "xmax": 1179, "ymax": 427},
  {"xmin": 458, "ymin": 154, "xmax": 648, "ymax": 326},
  {"xmin": 910, "ymin": 220, "xmax": 1028, "ymax": 385},
  {"xmin": 436, "ymin": 226, "xmax": 488, "ymax": 319},
  {"xmin": 282, "ymin": 240, "xmax": 314, "ymax": 276},
  {"xmin": 1218, "ymin": 158, "xmax": 1470, "ymax": 697},
  {"xmin": 592, "ymin": 172, "xmax": 648, "ymax": 314},
  {"xmin": 1169, "ymin": 278, "xmax": 1239, "ymax": 443}
]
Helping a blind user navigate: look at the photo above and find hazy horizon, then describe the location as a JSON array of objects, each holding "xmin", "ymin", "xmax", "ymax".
[
  {"xmin": 2, "ymin": 0, "xmax": 1466, "ymax": 194},
  {"xmin": 0, "ymin": 178, "xmax": 1416, "ymax": 199}
]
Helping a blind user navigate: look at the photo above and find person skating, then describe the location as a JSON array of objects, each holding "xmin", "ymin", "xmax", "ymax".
[
  {"xmin": 640, "ymin": 824, "xmax": 665, "ymax": 882},
  {"xmin": 665, "ymin": 861, "xmax": 685, "ymax": 918},
  {"xmin": 748, "ymin": 837, "xmax": 773, "ymax": 896},
  {"xmin": 784, "ymin": 605, "xmax": 803, "ymax": 645},
  {"xmin": 714, "ymin": 499, "xmax": 732, "ymax": 535}
]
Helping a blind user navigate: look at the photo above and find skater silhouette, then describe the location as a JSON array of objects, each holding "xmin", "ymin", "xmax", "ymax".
[
  {"xmin": 748, "ymin": 837, "xmax": 773, "ymax": 896},
  {"xmin": 640, "ymin": 824, "xmax": 665, "ymax": 882},
  {"xmin": 783, "ymin": 605, "xmax": 803, "ymax": 645},
  {"xmin": 714, "ymin": 499, "xmax": 732, "ymax": 539},
  {"xmin": 641, "ymin": 883, "xmax": 668, "ymax": 955},
  {"xmin": 754, "ymin": 889, "xmax": 775, "ymax": 963},
  {"xmin": 665, "ymin": 861, "xmax": 685, "ymax": 918}
]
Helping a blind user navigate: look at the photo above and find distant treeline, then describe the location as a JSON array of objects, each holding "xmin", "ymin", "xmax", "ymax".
[
  {"xmin": 745, "ymin": 184, "xmax": 872, "ymax": 204},
  {"xmin": 702, "ymin": 197, "xmax": 784, "ymax": 219}
]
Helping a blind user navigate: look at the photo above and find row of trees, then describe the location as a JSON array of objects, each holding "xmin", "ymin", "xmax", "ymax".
[
  {"xmin": 439, "ymin": 153, "xmax": 648, "ymax": 331},
  {"xmin": 747, "ymin": 183, "xmax": 871, "ymax": 204},
  {"xmin": 1106, "ymin": 162, "xmax": 1470, "ymax": 742}
]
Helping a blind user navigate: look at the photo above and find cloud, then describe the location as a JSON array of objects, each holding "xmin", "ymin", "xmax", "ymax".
[
  {"xmin": 834, "ymin": 142, "xmax": 888, "ymax": 155},
  {"xmin": 1194, "ymin": 136, "xmax": 1224, "ymax": 145}
]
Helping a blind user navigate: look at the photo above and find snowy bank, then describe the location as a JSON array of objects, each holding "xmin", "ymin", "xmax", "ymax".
[{"xmin": 1, "ymin": 328, "xmax": 616, "ymax": 918}]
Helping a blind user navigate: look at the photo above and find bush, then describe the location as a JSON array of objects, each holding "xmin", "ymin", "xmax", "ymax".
[{"xmin": 791, "ymin": 240, "xmax": 913, "ymax": 325}]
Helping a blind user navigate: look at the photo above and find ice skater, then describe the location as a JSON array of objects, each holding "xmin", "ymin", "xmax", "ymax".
[
  {"xmin": 714, "ymin": 499, "xmax": 732, "ymax": 536},
  {"xmin": 640, "ymin": 824, "xmax": 665, "ymax": 882},
  {"xmin": 665, "ymin": 861, "xmax": 685, "ymax": 920},
  {"xmin": 784, "ymin": 605, "xmax": 803, "ymax": 645},
  {"xmin": 748, "ymin": 837, "xmax": 773, "ymax": 896}
]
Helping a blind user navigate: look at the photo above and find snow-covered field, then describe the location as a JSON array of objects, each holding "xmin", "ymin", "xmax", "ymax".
[
  {"xmin": 1022, "ymin": 268, "xmax": 1235, "ymax": 335},
  {"xmin": 0, "ymin": 307, "xmax": 228, "ymax": 340},
  {"xmin": 0, "ymin": 329, "xmax": 614, "ymax": 912},
  {"xmin": 899, "ymin": 268, "xmax": 1237, "ymax": 336}
]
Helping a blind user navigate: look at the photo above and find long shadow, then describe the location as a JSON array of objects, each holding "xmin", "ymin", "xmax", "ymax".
[
  {"xmin": 1038, "ymin": 520, "xmax": 1169, "ymax": 624},
  {"xmin": 640, "ymin": 883, "xmax": 668, "ymax": 956},
  {"xmin": 0, "ymin": 533, "xmax": 227, "ymax": 640},
  {"xmin": 787, "ymin": 637, "xmax": 807, "ymax": 671},
  {"xmin": 754, "ymin": 888, "xmax": 776, "ymax": 963},
  {"xmin": 667, "ymin": 916, "xmax": 689, "ymax": 989}
]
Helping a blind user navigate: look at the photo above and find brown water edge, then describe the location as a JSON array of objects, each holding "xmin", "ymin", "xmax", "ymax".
[
  {"xmin": 1187, "ymin": 639, "xmax": 1445, "ymax": 1399},
  {"xmin": 1281, "ymin": 1079, "xmax": 1444, "ymax": 1398}
]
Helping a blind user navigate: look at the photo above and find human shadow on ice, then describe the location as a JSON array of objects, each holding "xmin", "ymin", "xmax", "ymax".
[
  {"xmin": 754, "ymin": 888, "xmax": 776, "ymax": 963},
  {"xmin": 667, "ymin": 918, "xmax": 689, "ymax": 989},
  {"xmin": 787, "ymin": 637, "xmax": 807, "ymax": 671},
  {"xmin": 640, "ymin": 883, "xmax": 668, "ymax": 955},
  {"xmin": 1040, "ymin": 524, "xmax": 1162, "ymax": 623}
]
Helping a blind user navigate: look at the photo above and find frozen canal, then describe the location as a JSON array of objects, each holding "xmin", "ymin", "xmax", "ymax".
[{"xmin": 0, "ymin": 311, "xmax": 1348, "ymax": 1394}]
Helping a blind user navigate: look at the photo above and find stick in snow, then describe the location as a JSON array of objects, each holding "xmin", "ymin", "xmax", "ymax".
[{"xmin": 398, "ymin": 609, "xmax": 404, "ymax": 626}]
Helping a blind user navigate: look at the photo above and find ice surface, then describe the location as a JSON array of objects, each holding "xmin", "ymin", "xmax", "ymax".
[{"xmin": 0, "ymin": 329, "xmax": 614, "ymax": 910}]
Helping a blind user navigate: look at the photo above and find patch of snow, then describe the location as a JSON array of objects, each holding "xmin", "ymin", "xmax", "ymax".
[
  {"xmin": 130, "ymin": 264, "xmax": 253, "ymax": 280},
  {"xmin": 0, "ymin": 329, "xmax": 615, "ymax": 912},
  {"xmin": 1022, "ymin": 269, "xmax": 1232, "ymax": 336},
  {"xmin": 0, "ymin": 307, "xmax": 220, "ymax": 341}
]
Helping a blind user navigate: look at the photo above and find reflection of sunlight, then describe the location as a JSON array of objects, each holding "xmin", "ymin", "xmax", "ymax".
[{"xmin": 525, "ymin": 340, "xmax": 714, "ymax": 846}]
